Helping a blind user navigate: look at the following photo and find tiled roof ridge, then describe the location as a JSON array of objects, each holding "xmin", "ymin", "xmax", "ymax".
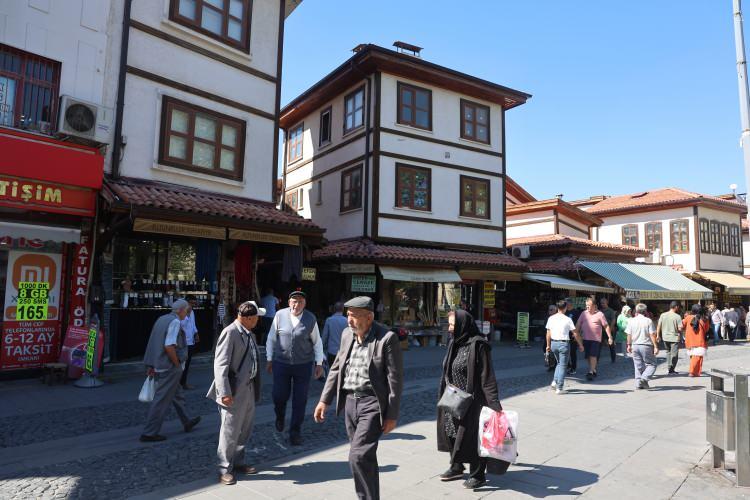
[{"xmin": 507, "ymin": 234, "xmax": 649, "ymax": 254}]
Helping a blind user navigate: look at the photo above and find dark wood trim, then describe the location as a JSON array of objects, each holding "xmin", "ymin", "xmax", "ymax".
[
  {"xmin": 459, "ymin": 98, "xmax": 491, "ymax": 145},
  {"xmin": 696, "ymin": 267, "xmax": 745, "ymax": 273},
  {"xmin": 396, "ymin": 81, "xmax": 432, "ymax": 131},
  {"xmin": 506, "ymin": 217, "xmax": 554, "ymax": 228},
  {"xmin": 285, "ymin": 130, "xmax": 367, "ymax": 174},
  {"xmin": 129, "ymin": 20, "xmax": 276, "ymax": 82},
  {"xmin": 670, "ymin": 218, "xmax": 691, "ymax": 255},
  {"xmin": 272, "ymin": 0, "xmax": 284, "ymax": 206},
  {"xmin": 557, "ymin": 217, "xmax": 589, "ymax": 235},
  {"xmin": 283, "ymin": 156, "xmax": 367, "ymax": 191},
  {"xmin": 372, "ymin": 72, "xmax": 382, "ymax": 239},
  {"xmin": 621, "ymin": 224, "xmax": 639, "ymax": 247},
  {"xmin": 343, "ymin": 85, "xmax": 366, "ymax": 135},
  {"xmin": 378, "ymin": 212, "xmax": 501, "ymax": 231},
  {"xmin": 111, "ymin": 0, "xmax": 133, "ymax": 178},
  {"xmin": 362, "ymin": 76, "xmax": 371, "ymax": 235},
  {"xmin": 340, "ymin": 164, "xmax": 363, "ymax": 212},
  {"xmin": 372, "ymin": 235, "xmax": 505, "ymax": 254},
  {"xmin": 694, "ymin": 207, "xmax": 701, "ymax": 270},
  {"xmin": 553, "ymin": 209, "xmax": 560, "ymax": 234},
  {"xmin": 395, "ymin": 163, "xmax": 432, "ymax": 211},
  {"xmin": 126, "ymin": 65, "xmax": 274, "ymax": 120},
  {"xmin": 379, "ymin": 151, "xmax": 502, "ymax": 177},
  {"xmin": 168, "ymin": 0, "xmax": 252, "ymax": 53},
  {"xmin": 287, "ymin": 122, "xmax": 304, "ymax": 163},
  {"xmin": 459, "ymin": 174, "xmax": 491, "ymax": 219},
  {"xmin": 381, "ymin": 127, "xmax": 502, "ymax": 157},
  {"xmin": 501, "ymin": 107, "xmax": 506, "ymax": 249},
  {"xmin": 319, "ymin": 105, "xmax": 332, "ymax": 146},
  {"xmin": 279, "ymin": 128, "xmax": 288, "ymax": 208}
]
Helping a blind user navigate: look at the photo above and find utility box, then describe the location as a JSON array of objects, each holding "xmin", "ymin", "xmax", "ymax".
[{"xmin": 706, "ymin": 390, "xmax": 736, "ymax": 451}]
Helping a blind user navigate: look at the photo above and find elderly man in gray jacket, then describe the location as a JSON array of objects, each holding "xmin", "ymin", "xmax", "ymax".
[
  {"xmin": 207, "ymin": 301, "xmax": 264, "ymax": 486},
  {"xmin": 140, "ymin": 299, "xmax": 201, "ymax": 442}
]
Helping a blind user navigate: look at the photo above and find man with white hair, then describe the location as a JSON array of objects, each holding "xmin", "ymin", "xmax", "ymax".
[
  {"xmin": 626, "ymin": 303, "xmax": 659, "ymax": 390},
  {"xmin": 140, "ymin": 299, "xmax": 201, "ymax": 442}
]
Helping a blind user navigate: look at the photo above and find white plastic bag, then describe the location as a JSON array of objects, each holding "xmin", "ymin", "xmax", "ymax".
[
  {"xmin": 138, "ymin": 376, "xmax": 156, "ymax": 403},
  {"xmin": 478, "ymin": 406, "xmax": 518, "ymax": 463}
]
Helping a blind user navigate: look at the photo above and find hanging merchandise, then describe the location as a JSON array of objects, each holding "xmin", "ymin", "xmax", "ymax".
[
  {"xmin": 234, "ymin": 243, "xmax": 253, "ymax": 288},
  {"xmin": 282, "ymin": 245, "xmax": 302, "ymax": 282},
  {"xmin": 195, "ymin": 239, "xmax": 220, "ymax": 293}
]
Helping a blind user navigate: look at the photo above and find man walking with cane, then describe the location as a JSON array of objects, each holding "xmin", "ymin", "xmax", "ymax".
[{"xmin": 314, "ymin": 296, "xmax": 403, "ymax": 500}]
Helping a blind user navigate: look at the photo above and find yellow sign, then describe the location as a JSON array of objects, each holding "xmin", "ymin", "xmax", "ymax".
[
  {"xmin": 133, "ymin": 218, "xmax": 225, "ymax": 240},
  {"xmin": 483, "ymin": 281, "xmax": 495, "ymax": 307},
  {"xmin": 16, "ymin": 282, "xmax": 49, "ymax": 320},
  {"xmin": 228, "ymin": 228, "xmax": 300, "ymax": 246},
  {"xmin": 302, "ymin": 267, "xmax": 316, "ymax": 281},
  {"xmin": 516, "ymin": 312, "xmax": 529, "ymax": 343}
]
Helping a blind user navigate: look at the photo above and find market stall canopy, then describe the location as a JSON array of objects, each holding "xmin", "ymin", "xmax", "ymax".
[
  {"xmin": 379, "ymin": 266, "xmax": 461, "ymax": 283},
  {"xmin": 580, "ymin": 261, "xmax": 713, "ymax": 300},
  {"xmin": 0, "ymin": 221, "xmax": 80, "ymax": 244},
  {"xmin": 522, "ymin": 273, "xmax": 614, "ymax": 294},
  {"xmin": 459, "ymin": 270, "xmax": 522, "ymax": 281},
  {"xmin": 693, "ymin": 271, "xmax": 750, "ymax": 295}
]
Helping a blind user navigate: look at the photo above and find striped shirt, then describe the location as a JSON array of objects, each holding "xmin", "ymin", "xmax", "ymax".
[{"xmin": 343, "ymin": 329, "xmax": 374, "ymax": 393}]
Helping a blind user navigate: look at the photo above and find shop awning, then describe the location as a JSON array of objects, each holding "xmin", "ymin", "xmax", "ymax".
[
  {"xmin": 522, "ymin": 273, "xmax": 614, "ymax": 293},
  {"xmin": 380, "ymin": 266, "xmax": 461, "ymax": 283},
  {"xmin": 694, "ymin": 271, "xmax": 750, "ymax": 295},
  {"xmin": 580, "ymin": 261, "xmax": 713, "ymax": 300},
  {"xmin": 459, "ymin": 270, "xmax": 522, "ymax": 282},
  {"xmin": 0, "ymin": 221, "xmax": 80, "ymax": 244}
]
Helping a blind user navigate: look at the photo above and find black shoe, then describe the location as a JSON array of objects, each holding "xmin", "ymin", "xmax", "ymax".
[
  {"xmin": 275, "ymin": 418, "xmax": 284, "ymax": 432},
  {"xmin": 439, "ymin": 468, "xmax": 464, "ymax": 481},
  {"xmin": 290, "ymin": 435, "xmax": 302, "ymax": 446},
  {"xmin": 463, "ymin": 478, "xmax": 487, "ymax": 489},
  {"xmin": 139, "ymin": 434, "xmax": 166, "ymax": 442},
  {"xmin": 586, "ymin": 372, "xmax": 594, "ymax": 381},
  {"xmin": 184, "ymin": 416, "xmax": 201, "ymax": 433},
  {"xmin": 641, "ymin": 380, "xmax": 650, "ymax": 389},
  {"xmin": 593, "ymin": 371, "xmax": 598, "ymax": 378}
]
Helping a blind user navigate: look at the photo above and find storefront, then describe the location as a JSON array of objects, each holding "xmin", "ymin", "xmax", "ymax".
[
  {"xmin": 689, "ymin": 271, "xmax": 750, "ymax": 308},
  {"xmin": 99, "ymin": 177, "xmax": 324, "ymax": 361},
  {"xmin": 0, "ymin": 127, "xmax": 103, "ymax": 374}
]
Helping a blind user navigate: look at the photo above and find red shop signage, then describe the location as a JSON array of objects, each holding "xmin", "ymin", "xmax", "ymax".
[
  {"xmin": 68, "ymin": 234, "xmax": 92, "ymax": 328},
  {"xmin": 0, "ymin": 175, "xmax": 96, "ymax": 216}
]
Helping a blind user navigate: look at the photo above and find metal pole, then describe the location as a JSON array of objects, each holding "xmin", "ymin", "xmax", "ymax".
[
  {"xmin": 732, "ymin": 0, "xmax": 750, "ymax": 205},
  {"xmin": 711, "ymin": 372, "xmax": 726, "ymax": 468}
]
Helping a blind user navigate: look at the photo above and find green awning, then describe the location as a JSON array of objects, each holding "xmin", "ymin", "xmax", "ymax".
[
  {"xmin": 522, "ymin": 273, "xmax": 614, "ymax": 294},
  {"xmin": 580, "ymin": 261, "xmax": 713, "ymax": 300}
]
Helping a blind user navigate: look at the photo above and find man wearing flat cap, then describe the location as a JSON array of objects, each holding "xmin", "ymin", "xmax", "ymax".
[
  {"xmin": 266, "ymin": 290, "xmax": 324, "ymax": 445},
  {"xmin": 315, "ymin": 296, "xmax": 403, "ymax": 500},
  {"xmin": 208, "ymin": 301, "xmax": 264, "ymax": 485}
]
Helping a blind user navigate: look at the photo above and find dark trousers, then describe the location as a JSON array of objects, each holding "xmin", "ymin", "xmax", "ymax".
[
  {"xmin": 598, "ymin": 339, "xmax": 616, "ymax": 363},
  {"xmin": 568, "ymin": 339, "xmax": 577, "ymax": 371},
  {"xmin": 449, "ymin": 456, "xmax": 487, "ymax": 481},
  {"xmin": 180, "ymin": 345, "xmax": 195, "ymax": 386},
  {"xmin": 259, "ymin": 317, "xmax": 273, "ymax": 345},
  {"xmin": 664, "ymin": 341, "xmax": 679, "ymax": 372},
  {"xmin": 345, "ymin": 395, "xmax": 382, "ymax": 500},
  {"xmin": 272, "ymin": 361, "xmax": 312, "ymax": 438}
]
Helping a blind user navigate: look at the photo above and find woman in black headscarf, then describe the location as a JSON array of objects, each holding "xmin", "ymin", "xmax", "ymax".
[{"xmin": 436, "ymin": 309, "xmax": 502, "ymax": 489}]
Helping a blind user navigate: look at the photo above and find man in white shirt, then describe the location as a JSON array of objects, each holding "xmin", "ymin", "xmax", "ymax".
[
  {"xmin": 180, "ymin": 299, "xmax": 200, "ymax": 390},
  {"xmin": 626, "ymin": 303, "xmax": 659, "ymax": 390},
  {"xmin": 259, "ymin": 288, "xmax": 280, "ymax": 345},
  {"xmin": 546, "ymin": 300, "xmax": 584, "ymax": 394}
]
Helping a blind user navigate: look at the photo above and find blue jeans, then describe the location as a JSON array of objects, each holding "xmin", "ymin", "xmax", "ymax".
[
  {"xmin": 712, "ymin": 324, "xmax": 721, "ymax": 345},
  {"xmin": 551, "ymin": 340, "xmax": 570, "ymax": 389}
]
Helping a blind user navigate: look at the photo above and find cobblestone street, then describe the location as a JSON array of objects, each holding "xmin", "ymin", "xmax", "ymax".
[{"xmin": 0, "ymin": 343, "xmax": 748, "ymax": 499}]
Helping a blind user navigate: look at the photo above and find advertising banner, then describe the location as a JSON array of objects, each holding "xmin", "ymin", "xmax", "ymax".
[
  {"xmin": 2, "ymin": 250, "xmax": 62, "ymax": 370},
  {"xmin": 516, "ymin": 312, "xmax": 529, "ymax": 343},
  {"xmin": 67, "ymin": 235, "xmax": 92, "ymax": 328},
  {"xmin": 59, "ymin": 326, "xmax": 89, "ymax": 378}
]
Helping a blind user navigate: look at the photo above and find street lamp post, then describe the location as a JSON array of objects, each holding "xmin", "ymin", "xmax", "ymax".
[{"xmin": 732, "ymin": 0, "xmax": 750, "ymax": 208}]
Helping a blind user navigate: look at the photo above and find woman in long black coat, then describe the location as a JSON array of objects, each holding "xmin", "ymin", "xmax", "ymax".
[{"xmin": 437, "ymin": 309, "xmax": 503, "ymax": 489}]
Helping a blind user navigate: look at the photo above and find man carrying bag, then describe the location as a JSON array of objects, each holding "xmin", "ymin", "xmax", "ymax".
[{"xmin": 207, "ymin": 301, "xmax": 264, "ymax": 486}]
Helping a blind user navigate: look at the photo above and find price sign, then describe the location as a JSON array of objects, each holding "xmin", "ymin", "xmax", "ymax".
[
  {"xmin": 16, "ymin": 282, "xmax": 49, "ymax": 320},
  {"xmin": 516, "ymin": 311, "xmax": 529, "ymax": 343},
  {"xmin": 84, "ymin": 326, "xmax": 98, "ymax": 372}
]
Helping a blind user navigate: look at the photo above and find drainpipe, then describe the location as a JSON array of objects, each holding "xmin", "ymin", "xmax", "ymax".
[{"xmin": 111, "ymin": 0, "xmax": 132, "ymax": 179}]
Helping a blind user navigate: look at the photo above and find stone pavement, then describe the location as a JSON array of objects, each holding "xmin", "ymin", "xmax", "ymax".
[{"xmin": 0, "ymin": 342, "xmax": 749, "ymax": 499}]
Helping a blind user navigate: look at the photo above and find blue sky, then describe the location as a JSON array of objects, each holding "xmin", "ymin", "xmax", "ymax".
[{"xmin": 281, "ymin": 1, "xmax": 745, "ymax": 201}]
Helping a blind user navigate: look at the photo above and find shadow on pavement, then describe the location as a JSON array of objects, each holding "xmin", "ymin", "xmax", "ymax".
[
  {"xmin": 263, "ymin": 461, "xmax": 398, "ymax": 485},
  {"xmin": 479, "ymin": 462, "xmax": 598, "ymax": 497},
  {"xmin": 381, "ymin": 432, "xmax": 426, "ymax": 441},
  {"xmin": 564, "ymin": 388, "xmax": 630, "ymax": 395},
  {"xmin": 646, "ymin": 385, "xmax": 704, "ymax": 392}
]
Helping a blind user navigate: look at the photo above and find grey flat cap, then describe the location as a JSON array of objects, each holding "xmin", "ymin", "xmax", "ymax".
[{"xmin": 344, "ymin": 296, "xmax": 374, "ymax": 311}]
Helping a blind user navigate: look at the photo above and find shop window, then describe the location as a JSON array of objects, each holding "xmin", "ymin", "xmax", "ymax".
[
  {"xmin": 644, "ymin": 222, "xmax": 662, "ymax": 252},
  {"xmin": 0, "ymin": 44, "xmax": 60, "ymax": 133},
  {"xmin": 710, "ymin": 220, "xmax": 720, "ymax": 254},
  {"xmin": 159, "ymin": 95, "xmax": 245, "ymax": 180},
  {"xmin": 390, "ymin": 281, "xmax": 437, "ymax": 327},
  {"xmin": 720, "ymin": 222, "xmax": 730, "ymax": 255},
  {"xmin": 340, "ymin": 165, "xmax": 362, "ymax": 212},
  {"xmin": 288, "ymin": 123, "xmax": 303, "ymax": 163},
  {"xmin": 319, "ymin": 107, "xmax": 331, "ymax": 146},
  {"xmin": 460, "ymin": 99, "xmax": 490, "ymax": 144},
  {"xmin": 730, "ymin": 223, "xmax": 741, "ymax": 257},
  {"xmin": 397, "ymin": 82, "xmax": 432, "ymax": 130},
  {"xmin": 344, "ymin": 86, "xmax": 364, "ymax": 134},
  {"xmin": 699, "ymin": 218, "xmax": 710, "ymax": 253},
  {"xmin": 169, "ymin": 0, "xmax": 251, "ymax": 52},
  {"xmin": 460, "ymin": 175, "xmax": 490, "ymax": 219},
  {"xmin": 622, "ymin": 224, "xmax": 638, "ymax": 247},
  {"xmin": 670, "ymin": 219, "xmax": 689, "ymax": 254},
  {"xmin": 396, "ymin": 164, "xmax": 431, "ymax": 211}
]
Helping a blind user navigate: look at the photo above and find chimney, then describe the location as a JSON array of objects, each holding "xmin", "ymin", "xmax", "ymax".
[{"xmin": 393, "ymin": 41, "xmax": 422, "ymax": 58}]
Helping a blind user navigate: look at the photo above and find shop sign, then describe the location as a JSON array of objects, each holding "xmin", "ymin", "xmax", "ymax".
[
  {"xmin": 228, "ymin": 228, "xmax": 299, "ymax": 246},
  {"xmin": 0, "ymin": 175, "xmax": 96, "ymax": 216},
  {"xmin": 84, "ymin": 325, "xmax": 98, "ymax": 372},
  {"xmin": 340, "ymin": 263, "xmax": 376, "ymax": 273},
  {"xmin": 483, "ymin": 281, "xmax": 495, "ymax": 307},
  {"xmin": 134, "ymin": 218, "xmax": 225, "ymax": 240},
  {"xmin": 68, "ymin": 235, "xmax": 92, "ymax": 327},
  {"xmin": 2, "ymin": 251, "xmax": 62, "ymax": 370},
  {"xmin": 626, "ymin": 290, "xmax": 713, "ymax": 300},
  {"xmin": 59, "ymin": 326, "xmax": 89, "ymax": 377},
  {"xmin": 302, "ymin": 267, "xmax": 317, "ymax": 281},
  {"xmin": 351, "ymin": 275, "xmax": 376, "ymax": 293},
  {"xmin": 516, "ymin": 312, "xmax": 529, "ymax": 343}
]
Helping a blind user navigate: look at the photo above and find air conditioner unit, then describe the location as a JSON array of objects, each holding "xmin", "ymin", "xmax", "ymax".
[
  {"xmin": 650, "ymin": 249, "xmax": 661, "ymax": 264},
  {"xmin": 512, "ymin": 245, "xmax": 531, "ymax": 259},
  {"xmin": 57, "ymin": 95, "xmax": 114, "ymax": 144}
]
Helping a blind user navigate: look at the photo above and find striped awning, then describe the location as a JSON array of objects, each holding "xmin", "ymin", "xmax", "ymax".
[
  {"xmin": 694, "ymin": 271, "xmax": 750, "ymax": 295},
  {"xmin": 522, "ymin": 273, "xmax": 614, "ymax": 293},
  {"xmin": 580, "ymin": 261, "xmax": 713, "ymax": 300}
]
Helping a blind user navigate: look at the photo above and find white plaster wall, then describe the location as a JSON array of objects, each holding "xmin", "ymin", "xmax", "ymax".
[
  {"xmin": 506, "ymin": 220, "xmax": 555, "ymax": 239},
  {"xmin": 697, "ymin": 206, "xmax": 743, "ymax": 273},
  {"xmin": 284, "ymin": 135, "xmax": 366, "ymax": 189},
  {"xmin": 558, "ymin": 213, "xmax": 589, "ymax": 238},
  {"xmin": 302, "ymin": 172, "xmax": 364, "ymax": 241},
  {"xmin": 743, "ymin": 234, "xmax": 750, "ymax": 276},
  {"xmin": 378, "ymin": 217, "xmax": 502, "ymax": 248}
]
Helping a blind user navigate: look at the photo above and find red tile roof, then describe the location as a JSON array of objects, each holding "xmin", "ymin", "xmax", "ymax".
[
  {"xmin": 586, "ymin": 188, "xmax": 747, "ymax": 215},
  {"xmin": 526, "ymin": 256, "xmax": 581, "ymax": 273},
  {"xmin": 103, "ymin": 177, "xmax": 323, "ymax": 233},
  {"xmin": 312, "ymin": 238, "xmax": 526, "ymax": 269},
  {"xmin": 506, "ymin": 198, "xmax": 602, "ymax": 225},
  {"xmin": 507, "ymin": 234, "xmax": 649, "ymax": 255},
  {"xmin": 505, "ymin": 176, "xmax": 536, "ymax": 205}
]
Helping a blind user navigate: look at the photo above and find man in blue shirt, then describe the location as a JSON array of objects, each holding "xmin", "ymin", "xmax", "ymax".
[{"xmin": 322, "ymin": 302, "xmax": 348, "ymax": 367}]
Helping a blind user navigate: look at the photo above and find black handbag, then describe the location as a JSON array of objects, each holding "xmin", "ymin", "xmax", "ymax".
[
  {"xmin": 437, "ymin": 379, "xmax": 474, "ymax": 419},
  {"xmin": 228, "ymin": 339, "xmax": 251, "ymax": 395}
]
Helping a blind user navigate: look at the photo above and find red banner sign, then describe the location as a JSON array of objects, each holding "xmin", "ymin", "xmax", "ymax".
[
  {"xmin": 0, "ymin": 175, "xmax": 96, "ymax": 216},
  {"xmin": 59, "ymin": 326, "xmax": 89, "ymax": 379},
  {"xmin": 68, "ymin": 234, "xmax": 92, "ymax": 328}
]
